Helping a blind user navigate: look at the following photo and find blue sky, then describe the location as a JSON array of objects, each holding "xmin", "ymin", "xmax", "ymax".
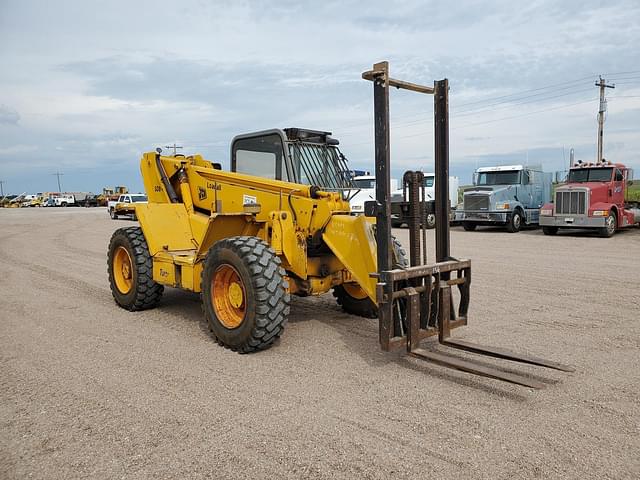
[{"xmin": 1, "ymin": 0, "xmax": 639, "ymax": 194}]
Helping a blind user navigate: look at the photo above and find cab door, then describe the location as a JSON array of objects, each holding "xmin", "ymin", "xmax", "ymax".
[{"xmin": 612, "ymin": 168, "xmax": 625, "ymax": 206}]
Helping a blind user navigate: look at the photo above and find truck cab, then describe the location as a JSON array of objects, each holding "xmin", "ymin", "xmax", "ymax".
[
  {"xmin": 350, "ymin": 175, "xmax": 400, "ymax": 214},
  {"xmin": 540, "ymin": 161, "xmax": 640, "ymax": 237},
  {"xmin": 456, "ymin": 165, "xmax": 552, "ymax": 232}
]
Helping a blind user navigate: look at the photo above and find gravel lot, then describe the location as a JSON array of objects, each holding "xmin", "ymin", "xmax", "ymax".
[{"xmin": 1, "ymin": 207, "xmax": 639, "ymax": 479}]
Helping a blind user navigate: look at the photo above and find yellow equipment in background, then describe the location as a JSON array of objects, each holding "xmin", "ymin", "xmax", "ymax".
[{"xmin": 108, "ymin": 129, "xmax": 401, "ymax": 353}]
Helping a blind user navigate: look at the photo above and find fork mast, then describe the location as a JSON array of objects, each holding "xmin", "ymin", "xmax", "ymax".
[{"xmin": 363, "ymin": 61, "xmax": 573, "ymax": 388}]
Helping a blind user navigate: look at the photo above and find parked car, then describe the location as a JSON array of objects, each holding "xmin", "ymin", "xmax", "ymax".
[{"xmin": 107, "ymin": 193, "xmax": 148, "ymax": 219}]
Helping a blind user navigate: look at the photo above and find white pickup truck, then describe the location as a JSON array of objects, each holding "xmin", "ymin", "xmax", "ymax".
[
  {"xmin": 107, "ymin": 193, "xmax": 148, "ymax": 220},
  {"xmin": 44, "ymin": 195, "xmax": 76, "ymax": 207}
]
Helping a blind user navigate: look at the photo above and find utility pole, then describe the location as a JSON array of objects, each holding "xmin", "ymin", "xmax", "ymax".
[
  {"xmin": 595, "ymin": 76, "xmax": 615, "ymax": 163},
  {"xmin": 52, "ymin": 171, "xmax": 64, "ymax": 192},
  {"xmin": 164, "ymin": 143, "xmax": 183, "ymax": 156}
]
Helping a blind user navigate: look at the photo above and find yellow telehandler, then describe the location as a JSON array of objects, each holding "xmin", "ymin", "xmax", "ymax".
[{"xmin": 108, "ymin": 62, "xmax": 572, "ymax": 387}]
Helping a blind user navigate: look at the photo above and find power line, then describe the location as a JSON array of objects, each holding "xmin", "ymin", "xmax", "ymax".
[
  {"xmin": 345, "ymin": 97, "xmax": 597, "ymax": 145},
  {"xmin": 339, "ymin": 78, "xmax": 599, "ymax": 135},
  {"xmin": 452, "ymin": 75, "xmax": 595, "ymax": 109},
  {"xmin": 609, "ymin": 81, "xmax": 640, "ymax": 86},
  {"xmin": 602, "ymin": 69, "xmax": 640, "ymax": 76},
  {"xmin": 397, "ymin": 86, "xmax": 595, "ymax": 129},
  {"xmin": 338, "ymin": 86, "xmax": 597, "ymax": 137},
  {"xmin": 335, "ymin": 74, "xmax": 597, "ymax": 132}
]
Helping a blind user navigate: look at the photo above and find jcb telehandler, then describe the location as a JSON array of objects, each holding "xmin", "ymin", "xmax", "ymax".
[{"xmin": 108, "ymin": 62, "xmax": 572, "ymax": 387}]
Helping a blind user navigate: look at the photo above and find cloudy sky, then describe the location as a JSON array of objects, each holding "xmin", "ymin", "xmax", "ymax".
[{"xmin": 1, "ymin": 0, "xmax": 639, "ymax": 195}]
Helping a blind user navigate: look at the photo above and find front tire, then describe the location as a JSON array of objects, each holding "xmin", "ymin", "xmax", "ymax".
[
  {"xmin": 108, "ymin": 227, "xmax": 163, "ymax": 311},
  {"xmin": 201, "ymin": 236, "xmax": 290, "ymax": 353},
  {"xmin": 542, "ymin": 226, "xmax": 558, "ymax": 236},
  {"xmin": 333, "ymin": 236, "xmax": 408, "ymax": 318},
  {"xmin": 506, "ymin": 210, "xmax": 522, "ymax": 233},
  {"xmin": 599, "ymin": 212, "xmax": 617, "ymax": 238},
  {"xmin": 463, "ymin": 222, "xmax": 477, "ymax": 231},
  {"xmin": 110, "ymin": 208, "xmax": 118, "ymax": 219}
]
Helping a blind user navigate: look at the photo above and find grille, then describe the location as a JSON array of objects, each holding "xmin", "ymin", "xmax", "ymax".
[
  {"xmin": 464, "ymin": 195, "xmax": 489, "ymax": 211},
  {"xmin": 555, "ymin": 190, "xmax": 587, "ymax": 215}
]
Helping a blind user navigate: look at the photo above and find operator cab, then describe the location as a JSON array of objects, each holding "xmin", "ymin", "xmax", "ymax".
[{"xmin": 230, "ymin": 128, "xmax": 355, "ymax": 191}]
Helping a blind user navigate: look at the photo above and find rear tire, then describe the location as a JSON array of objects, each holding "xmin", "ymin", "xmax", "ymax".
[
  {"xmin": 506, "ymin": 210, "xmax": 522, "ymax": 233},
  {"xmin": 542, "ymin": 226, "xmax": 558, "ymax": 236},
  {"xmin": 599, "ymin": 212, "xmax": 617, "ymax": 238},
  {"xmin": 333, "ymin": 236, "xmax": 408, "ymax": 318},
  {"xmin": 463, "ymin": 222, "xmax": 477, "ymax": 231},
  {"xmin": 108, "ymin": 227, "xmax": 163, "ymax": 311},
  {"xmin": 201, "ymin": 236, "xmax": 290, "ymax": 353}
]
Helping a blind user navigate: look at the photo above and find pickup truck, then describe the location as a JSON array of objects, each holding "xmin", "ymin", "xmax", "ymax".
[
  {"xmin": 107, "ymin": 193, "xmax": 148, "ymax": 220},
  {"xmin": 44, "ymin": 195, "xmax": 76, "ymax": 207}
]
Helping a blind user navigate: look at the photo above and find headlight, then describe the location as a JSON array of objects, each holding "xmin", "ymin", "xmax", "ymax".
[
  {"xmin": 540, "ymin": 209, "xmax": 553, "ymax": 216},
  {"xmin": 592, "ymin": 210, "xmax": 608, "ymax": 216},
  {"xmin": 495, "ymin": 203, "xmax": 510, "ymax": 210}
]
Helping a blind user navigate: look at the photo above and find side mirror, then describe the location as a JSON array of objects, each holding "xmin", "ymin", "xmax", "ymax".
[{"xmin": 472, "ymin": 172, "xmax": 478, "ymax": 186}]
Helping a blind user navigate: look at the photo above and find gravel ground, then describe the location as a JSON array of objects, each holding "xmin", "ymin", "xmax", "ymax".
[{"xmin": 1, "ymin": 208, "xmax": 639, "ymax": 479}]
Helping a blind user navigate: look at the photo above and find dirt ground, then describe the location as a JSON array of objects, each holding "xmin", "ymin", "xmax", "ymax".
[{"xmin": 1, "ymin": 207, "xmax": 639, "ymax": 479}]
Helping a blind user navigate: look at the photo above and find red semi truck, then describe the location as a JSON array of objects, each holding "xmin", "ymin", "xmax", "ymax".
[{"xmin": 540, "ymin": 161, "xmax": 640, "ymax": 237}]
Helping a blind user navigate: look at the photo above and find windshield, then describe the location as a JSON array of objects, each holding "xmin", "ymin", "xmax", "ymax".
[
  {"xmin": 131, "ymin": 195, "xmax": 147, "ymax": 202},
  {"xmin": 477, "ymin": 170, "xmax": 521, "ymax": 185},
  {"xmin": 424, "ymin": 176, "xmax": 434, "ymax": 187},
  {"xmin": 288, "ymin": 143, "xmax": 353, "ymax": 190},
  {"xmin": 353, "ymin": 178, "xmax": 375, "ymax": 189},
  {"xmin": 567, "ymin": 168, "xmax": 612, "ymax": 183}
]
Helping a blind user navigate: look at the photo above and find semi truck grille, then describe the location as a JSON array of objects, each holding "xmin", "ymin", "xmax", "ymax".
[
  {"xmin": 555, "ymin": 190, "xmax": 587, "ymax": 215},
  {"xmin": 464, "ymin": 195, "xmax": 489, "ymax": 211}
]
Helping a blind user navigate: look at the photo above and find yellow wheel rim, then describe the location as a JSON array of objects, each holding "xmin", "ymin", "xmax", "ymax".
[
  {"xmin": 113, "ymin": 246, "xmax": 133, "ymax": 294},
  {"xmin": 342, "ymin": 283, "xmax": 368, "ymax": 300},
  {"xmin": 212, "ymin": 264, "xmax": 246, "ymax": 329}
]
